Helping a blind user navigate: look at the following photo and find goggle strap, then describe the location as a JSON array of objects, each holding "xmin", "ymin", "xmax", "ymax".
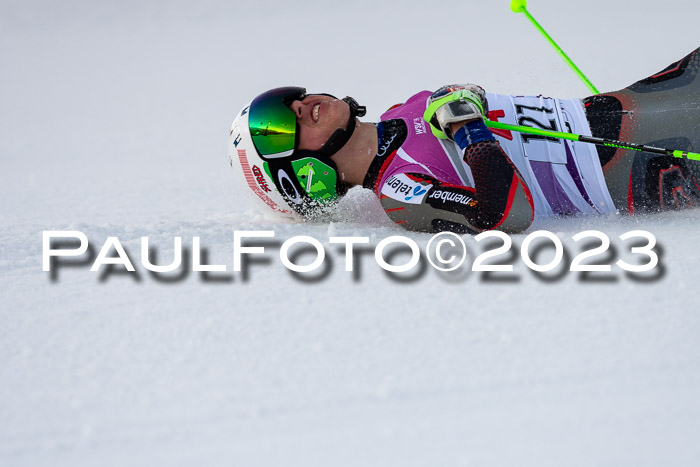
[{"xmin": 316, "ymin": 96, "xmax": 365, "ymax": 157}]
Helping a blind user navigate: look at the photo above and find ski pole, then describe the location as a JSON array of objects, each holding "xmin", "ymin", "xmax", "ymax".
[
  {"xmin": 510, "ymin": 0, "xmax": 600, "ymax": 94},
  {"xmin": 485, "ymin": 119, "xmax": 700, "ymax": 162}
]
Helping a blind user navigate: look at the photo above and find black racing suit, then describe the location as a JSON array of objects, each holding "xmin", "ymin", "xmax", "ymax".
[{"xmin": 584, "ymin": 47, "xmax": 700, "ymax": 213}]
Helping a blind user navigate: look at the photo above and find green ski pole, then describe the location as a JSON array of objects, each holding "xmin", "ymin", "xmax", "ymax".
[
  {"xmin": 485, "ymin": 119, "xmax": 700, "ymax": 162},
  {"xmin": 510, "ymin": 0, "xmax": 600, "ymax": 94}
]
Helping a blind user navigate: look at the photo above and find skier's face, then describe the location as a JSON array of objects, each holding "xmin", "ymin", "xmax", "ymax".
[{"xmin": 288, "ymin": 94, "xmax": 351, "ymax": 151}]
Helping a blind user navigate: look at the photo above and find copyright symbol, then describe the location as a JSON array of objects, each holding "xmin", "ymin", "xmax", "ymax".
[{"xmin": 426, "ymin": 232, "xmax": 467, "ymax": 272}]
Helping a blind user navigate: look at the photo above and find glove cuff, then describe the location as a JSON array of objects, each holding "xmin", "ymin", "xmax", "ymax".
[{"xmin": 454, "ymin": 120, "xmax": 495, "ymax": 150}]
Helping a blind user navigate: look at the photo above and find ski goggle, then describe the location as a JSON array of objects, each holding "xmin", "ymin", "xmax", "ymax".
[{"xmin": 248, "ymin": 86, "xmax": 307, "ymax": 159}]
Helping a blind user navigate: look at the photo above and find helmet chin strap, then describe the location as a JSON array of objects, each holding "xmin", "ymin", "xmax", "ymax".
[{"xmin": 317, "ymin": 96, "xmax": 367, "ymax": 158}]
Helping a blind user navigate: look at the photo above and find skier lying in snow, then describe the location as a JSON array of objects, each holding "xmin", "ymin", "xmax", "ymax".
[{"xmin": 228, "ymin": 47, "xmax": 700, "ymax": 234}]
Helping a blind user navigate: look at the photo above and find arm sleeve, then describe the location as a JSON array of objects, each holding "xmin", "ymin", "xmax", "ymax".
[{"xmin": 379, "ymin": 122, "xmax": 534, "ymax": 234}]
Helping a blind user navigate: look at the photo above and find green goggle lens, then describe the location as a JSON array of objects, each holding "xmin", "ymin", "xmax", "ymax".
[{"xmin": 248, "ymin": 87, "xmax": 305, "ymax": 158}]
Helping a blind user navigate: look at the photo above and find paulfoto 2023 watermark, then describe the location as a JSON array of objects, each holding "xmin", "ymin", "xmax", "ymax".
[{"xmin": 42, "ymin": 229, "xmax": 663, "ymax": 283}]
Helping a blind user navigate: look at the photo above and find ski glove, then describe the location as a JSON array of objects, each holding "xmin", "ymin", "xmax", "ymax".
[{"xmin": 423, "ymin": 84, "xmax": 489, "ymax": 140}]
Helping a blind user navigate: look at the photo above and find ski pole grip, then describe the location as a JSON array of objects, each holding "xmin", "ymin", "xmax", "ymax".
[{"xmin": 510, "ymin": 0, "xmax": 527, "ymax": 13}]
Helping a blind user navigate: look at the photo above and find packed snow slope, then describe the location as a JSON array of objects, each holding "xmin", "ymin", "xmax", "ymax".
[{"xmin": 2, "ymin": 0, "xmax": 700, "ymax": 465}]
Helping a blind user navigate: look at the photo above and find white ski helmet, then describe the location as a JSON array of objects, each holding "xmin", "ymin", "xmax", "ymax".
[{"xmin": 227, "ymin": 86, "xmax": 366, "ymax": 217}]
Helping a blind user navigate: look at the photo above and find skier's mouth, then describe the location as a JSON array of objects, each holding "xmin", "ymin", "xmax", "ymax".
[{"xmin": 312, "ymin": 103, "xmax": 321, "ymax": 122}]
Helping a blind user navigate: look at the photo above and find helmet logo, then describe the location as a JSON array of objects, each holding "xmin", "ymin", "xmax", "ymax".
[
  {"xmin": 277, "ymin": 169, "xmax": 303, "ymax": 204},
  {"xmin": 233, "ymin": 134, "xmax": 242, "ymax": 147},
  {"xmin": 251, "ymin": 165, "xmax": 271, "ymax": 192},
  {"xmin": 236, "ymin": 148, "xmax": 292, "ymax": 214}
]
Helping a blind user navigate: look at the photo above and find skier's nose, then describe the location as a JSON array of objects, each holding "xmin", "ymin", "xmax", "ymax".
[{"xmin": 289, "ymin": 100, "xmax": 304, "ymax": 119}]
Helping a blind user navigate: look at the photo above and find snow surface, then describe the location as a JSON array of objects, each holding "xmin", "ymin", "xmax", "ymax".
[{"xmin": 2, "ymin": 0, "xmax": 700, "ymax": 465}]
